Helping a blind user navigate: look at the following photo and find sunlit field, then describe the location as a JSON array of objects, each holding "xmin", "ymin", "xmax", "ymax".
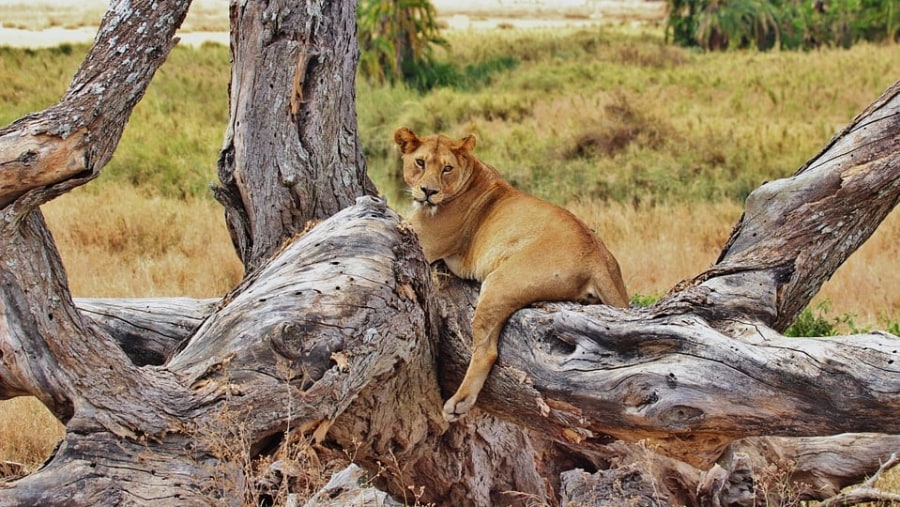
[
  {"xmin": 1, "ymin": 19, "xmax": 898, "ymax": 496},
  {"xmin": 42, "ymin": 186, "xmax": 243, "ymax": 298}
]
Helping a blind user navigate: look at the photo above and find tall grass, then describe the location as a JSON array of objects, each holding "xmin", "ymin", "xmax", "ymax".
[
  {"xmin": 362, "ymin": 28, "xmax": 900, "ymax": 205},
  {"xmin": 41, "ymin": 185, "xmax": 243, "ymax": 298},
  {"xmin": 5, "ymin": 29, "xmax": 897, "ymax": 206},
  {"xmin": 0, "ymin": 398, "xmax": 63, "ymax": 473}
]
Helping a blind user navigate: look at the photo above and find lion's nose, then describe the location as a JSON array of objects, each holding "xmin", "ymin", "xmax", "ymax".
[{"xmin": 421, "ymin": 187, "xmax": 438, "ymax": 199}]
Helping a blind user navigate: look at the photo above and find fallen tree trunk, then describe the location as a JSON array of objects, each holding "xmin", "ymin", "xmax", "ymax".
[
  {"xmin": 1, "ymin": 0, "xmax": 899, "ymax": 503},
  {"xmin": 50, "ymin": 195, "xmax": 900, "ymax": 505},
  {"xmin": 76, "ymin": 298, "xmax": 219, "ymax": 366}
]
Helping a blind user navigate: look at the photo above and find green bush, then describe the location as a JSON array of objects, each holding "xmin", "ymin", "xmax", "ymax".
[
  {"xmin": 630, "ymin": 293, "xmax": 662, "ymax": 307},
  {"xmin": 665, "ymin": 0, "xmax": 900, "ymax": 50},
  {"xmin": 783, "ymin": 301, "xmax": 900, "ymax": 337},
  {"xmin": 784, "ymin": 301, "xmax": 840, "ymax": 337},
  {"xmin": 357, "ymin": 0, "xmax": 448, "ymax": 90}
]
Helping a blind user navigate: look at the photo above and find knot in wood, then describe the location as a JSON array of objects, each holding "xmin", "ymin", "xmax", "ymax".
[
  {"xmin": 660, "ymin": 405, "xmax": 704, "ymax": 426},
  {"xmin": 267, "ymin": 321, "xmax": 345, "ymax": 387}
]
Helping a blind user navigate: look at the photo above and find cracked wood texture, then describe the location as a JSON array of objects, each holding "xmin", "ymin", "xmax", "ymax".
[
  {"xmin": 1, "ymin": 0, "xmax": 899, "ymax": 504},
  {"xmin": 212, "ymin": 0, "xmax": 376, "ymax": 272}
]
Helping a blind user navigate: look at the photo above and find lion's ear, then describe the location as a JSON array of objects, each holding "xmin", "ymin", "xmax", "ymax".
[
  {"xmin": 394, "ymin": 127, "xmax": 421, "ymax": 154},
  {"xmin": 460, "ymin": 134, "xmax": 477, "ymax": 153}
]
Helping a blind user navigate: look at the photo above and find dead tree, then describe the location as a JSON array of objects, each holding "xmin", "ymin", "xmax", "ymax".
[{"xmin": 0, "ymin": 0, "xmax": 898, "ymax": 505}]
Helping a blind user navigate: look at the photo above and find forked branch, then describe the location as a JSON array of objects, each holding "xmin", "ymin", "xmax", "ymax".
[
  {"xmin": 818, "ymin": 453, "xmax": 900, "ymax": 507},
  {"xmin": 0, "ymin": 0, "xmax": 194, "ymax": 210}
]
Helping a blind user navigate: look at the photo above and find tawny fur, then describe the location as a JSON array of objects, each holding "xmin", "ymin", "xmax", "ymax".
[{"xmin": 394, "ymin": 127, "xmax": 628, "ymax": 422}]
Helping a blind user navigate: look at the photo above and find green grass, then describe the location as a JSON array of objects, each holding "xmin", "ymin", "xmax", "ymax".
[
  {"xmin": 110, "ymin": 42, "xmax": 230, "ymax": 198},
  {"xmin": 3, "ymin": 28, "xmax": 897, "ymax": 205},
  {"xmin": 0, "ymin": 42, "xmax": 230, "ymax": 199},
  {"xmin": 360, "ymin": 27, "xmax": 900, "ymax": 206},
  {"xmin": 0, "ymin": 45, "xmax": 82, "ymax": 122}
]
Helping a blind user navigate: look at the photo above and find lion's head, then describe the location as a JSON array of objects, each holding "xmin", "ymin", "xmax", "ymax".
[{"xmin": 394, "ymin": 127, "xmax": 477, "ymax": 208}]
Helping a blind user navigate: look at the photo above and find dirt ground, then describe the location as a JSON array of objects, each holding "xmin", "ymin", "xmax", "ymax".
[{"xmin": 0, "ymin": 0, "xmax": 665, "ymax": 48}]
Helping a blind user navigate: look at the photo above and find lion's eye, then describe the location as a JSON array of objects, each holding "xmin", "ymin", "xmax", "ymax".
[
  {"xmin": 415, "ymin": 158, "xmax": 425, "ymax": 168},
  {"xmin": 442, "ymin": 165, "xmax": 453, "ymax": 174}
]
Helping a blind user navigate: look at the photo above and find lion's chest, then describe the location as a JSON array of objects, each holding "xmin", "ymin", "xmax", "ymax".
[
  {"xmin": 412, "ymin": 221, "xmax": 492, "ymax": 282},
  {"xmin": 410, "ymin": 187, "xmax": 519, "ymax": 282},
  {"xmin": 442, "ymin": 254, "xmax": 471, "ymax": 279},
  {"xmin": 444, "ymin": 255, "xmax": 485, "ymax": 282}
]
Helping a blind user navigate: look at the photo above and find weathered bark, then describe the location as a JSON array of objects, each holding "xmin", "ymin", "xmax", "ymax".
[
  {"xmin": 77, "ymin": 298, "xmax": 218, "ymax": 366},
  {"xmin": 0, "ymin": 0, "xmax": 192, "ymax": 209},
  {"xmin": 1, "ymin": 0, "xmax": 899, "ymax": 504},
  {"xmin": 212, "ymin": 0, "xmax": 377, "ymax": 271}
]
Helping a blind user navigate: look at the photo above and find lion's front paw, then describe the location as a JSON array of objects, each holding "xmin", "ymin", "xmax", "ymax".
[{"xmin": 443, "ymin": 391, "xmax": 477, "ymax": 422}]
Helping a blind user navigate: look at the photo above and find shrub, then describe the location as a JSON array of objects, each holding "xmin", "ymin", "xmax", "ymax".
[
  {"xmin": 631, "ymin": 293, "xmax": 661, "ymax": 307},
  {"xmin": 693, "ymin": 0, "xmax": 781, "ymax": 50},
  {"xmin": 665, "ymin": 0, "xmax": 900, "ymax": 50},
  {"xmin": 784, "ymin": 301, "xmax": 839, "ymax": 337},
  {"xmin": 357, "ymin": 0, "xmax": 448, "ymax": 90}
]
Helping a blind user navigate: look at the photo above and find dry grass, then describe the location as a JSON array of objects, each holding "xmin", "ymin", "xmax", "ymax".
[
  {"xmin": 573, "ymin": 200, "xmax": 900, "ymax": 328},
  {"xmin": 0, "ymin": 398, "xmax": 64, "ymax": 474},
  {"xmin": 40, "ymin": 185, "xmax": 243, "ymax": 298},
  {"xmin": 571, "ymin": 200, "xmax": 742, "ymax": 299}
]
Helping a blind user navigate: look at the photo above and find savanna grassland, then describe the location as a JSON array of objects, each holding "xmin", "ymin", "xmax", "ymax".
[{"xmin": 1, "ymin": 20, "xmax": 899, "ymax": 496}]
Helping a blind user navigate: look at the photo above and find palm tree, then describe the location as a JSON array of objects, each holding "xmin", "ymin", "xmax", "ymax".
[
  {"xmin": 357, "ymin": 0, "xmax": 448, "ymax": 87},
  {"xmin": 694, "ymin": 0, "xmax": 781, "ymax": 49}
]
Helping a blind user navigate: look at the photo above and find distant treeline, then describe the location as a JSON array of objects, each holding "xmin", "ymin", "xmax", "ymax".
[
  {"xmin": 357, "ymin": 0, "xmax": 898, "ymax": 91},
  {"xmin": 665, "ymin": 0, "xmax": 899, "ymax": 50}
]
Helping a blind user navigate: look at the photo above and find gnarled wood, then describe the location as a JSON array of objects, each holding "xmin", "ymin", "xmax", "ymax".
[
  {"xmin": 212, "ymin": 0, "xmax": 376, "ymax": 271},
  {"xmin": 1, "ymin": 196, "xmax": 555, "ymax": 506},
  {"xmin": 0, "ymin": 0, "xmax": 899, "ymax": 504},
  {"xmin": 76, "ymin": 297, "xmax": 218, "ymax": 366}
]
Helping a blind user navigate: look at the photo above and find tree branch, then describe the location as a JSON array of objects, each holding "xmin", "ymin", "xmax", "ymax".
[
  {"xmin": 433, "ymin": 277, "xmax": 900, "ymax": 469},
  {"xmin": 693, "ymin": 80, "xmax": 900, "ymax": 330},
  {"xmin": 0, "ymin": 0, "xmax": 193, "ymax": 210}
]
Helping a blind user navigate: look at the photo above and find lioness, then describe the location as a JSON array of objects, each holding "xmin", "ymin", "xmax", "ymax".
[{"xmin": 394, "ymin": 127, "xmax": 629, "ymax": 422}]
